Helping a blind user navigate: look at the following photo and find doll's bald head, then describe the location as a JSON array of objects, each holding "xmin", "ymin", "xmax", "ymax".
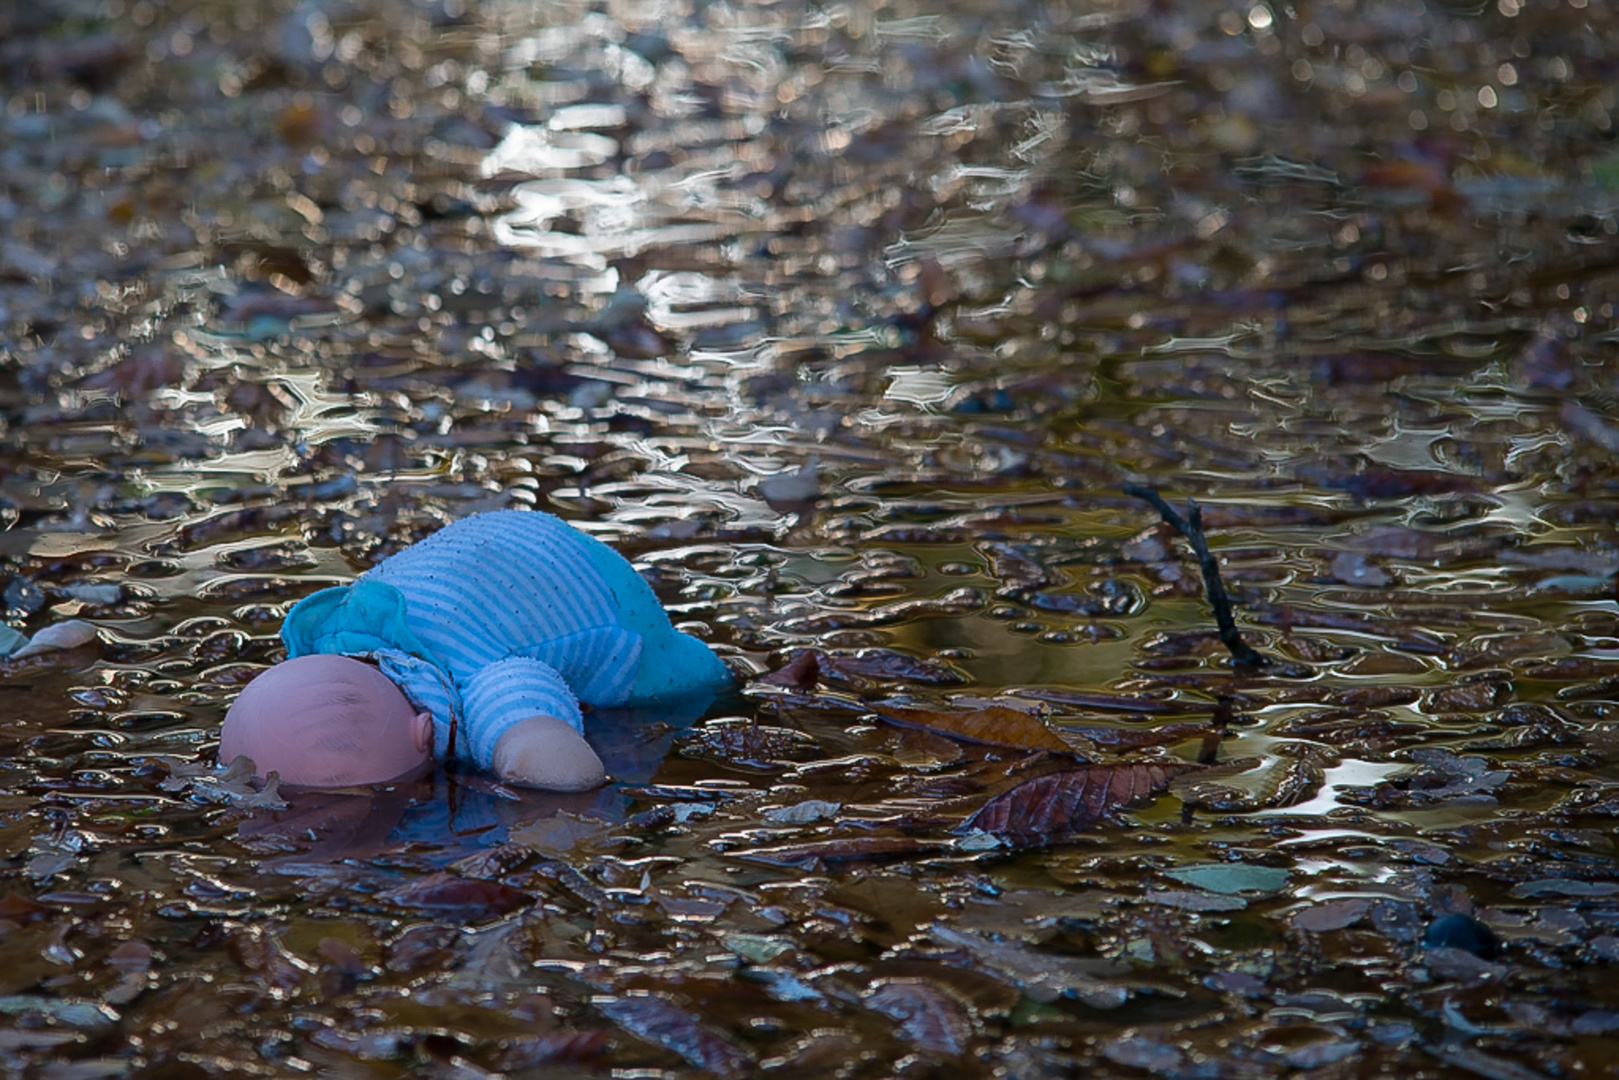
[{"xmin": 220, "ymin": 655, "xmax": 432, "ymax": 787}]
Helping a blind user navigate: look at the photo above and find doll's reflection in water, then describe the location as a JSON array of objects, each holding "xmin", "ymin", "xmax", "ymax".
[{"xmin": 234, "ymin": 697, "xmax": 711, "ymax": 868}]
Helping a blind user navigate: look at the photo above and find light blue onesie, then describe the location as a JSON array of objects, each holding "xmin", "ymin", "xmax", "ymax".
[{"xmin": 280, "ymin": 510, "xmax": 731, "ymax": 770}]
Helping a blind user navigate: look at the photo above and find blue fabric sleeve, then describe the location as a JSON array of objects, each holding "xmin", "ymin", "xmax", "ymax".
[{"xmin": 459, "ymin": 656, "xmax": 584, "ymax": 770}]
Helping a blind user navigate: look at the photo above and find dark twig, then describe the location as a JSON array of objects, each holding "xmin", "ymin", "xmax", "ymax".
[
  {"xmin": 1124, "ymin": 485, "xmax": 1270, "ymax": 668},
  {"xmin": 1198, "ymin": 695, "xmax": 1235, "ymax": 764}
]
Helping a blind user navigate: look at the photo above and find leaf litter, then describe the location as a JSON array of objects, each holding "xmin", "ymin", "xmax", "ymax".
[{"xmin": 2, "ymin": 0, "xmax": 1619, "ymax": 1075}]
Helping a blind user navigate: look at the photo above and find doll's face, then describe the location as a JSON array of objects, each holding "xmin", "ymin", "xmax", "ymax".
[{"xmin": 220, "ymin": 655, "xmax": 433, "ymax": 787}]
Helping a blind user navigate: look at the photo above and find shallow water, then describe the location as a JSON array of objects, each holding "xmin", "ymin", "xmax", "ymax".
[{"xmin": 4, "ymin": 0, "xmax": 1619, "ymax": 1075}]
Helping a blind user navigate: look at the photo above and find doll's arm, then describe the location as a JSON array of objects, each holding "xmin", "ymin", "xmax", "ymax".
[
  {"xmin": 491, "ymin": 715, "xmax": 606, "ymax": 791},
  {"xmin": 460, "ymin": 657, "xmax": 605, "ymax": 790}
]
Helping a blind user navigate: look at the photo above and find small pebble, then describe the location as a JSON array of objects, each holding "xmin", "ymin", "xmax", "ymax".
[
  {"xmin": 1422, "ymin": 913, "xmax": 1500, "ymax": 958},
  {"xmin": 12, "ymin": 620, "xmax": 99, "ymax": 659}
]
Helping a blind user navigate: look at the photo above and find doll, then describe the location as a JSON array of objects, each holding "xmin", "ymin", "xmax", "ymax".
[{"xmin": 220, "ymin": 510, "xmax": 732, "ymax": 791}]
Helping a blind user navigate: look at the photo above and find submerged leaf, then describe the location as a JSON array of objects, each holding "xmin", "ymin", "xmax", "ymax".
[
  {"xmin": 0, "ymin": 893, "xmax": 55, "ymax": 923},
  {"xmin": 500, "ymin": 1030, "xmax": 612, "ymax": 1070},
  {"xmin": 824, "ymin": 649, "xmax": 968, "ymax": 685},
  {"xmin": 599, "ymin": 994, "xmax": 754, "ymax": 1076},
  {"xmin": 1010, "ymin": 689, "xmax": 1206, "ymax": 715},
  {"xmin": 865, "ymin": 979, "xmax": 974, "ymax": 1057},
  {"xmin": 1064, "ymin": 722, "xmax": 1216, "ymax": 750},
  {"xmin": 733, "ymin": 836, "xmax": 953, "ymax": 868},
  {"xmin": 958, "ymin": 763, "xmax": 1194, "ymax": 840},
  {"xmin": 510, "ymin": 813, "xmax": 617, "ymax": 856},
  {"xmin": 760, "ymin": 648, "xmax": 965, "ymax": 690},
  {"xmin": 762, "ymin": 799, "xmax": 841, "ymax": 824},
  {"xmin": 1291, "ymin": 899, "xmax": 1371, "ymax": 932},
  {"xmin": 0, "ymin": 995, "xmax": 118, "ymax": 1029},
  {"xmin": 873, "ymin": 702, "xmax": 1081, "ymax": 755},
  {"xmin": 678, "ymin": 719, "xmax": 822, "ymax": 768},
  {"xmin": 928, "ymin": 923, "xmax": 1128, "ymax": 1008},
  {"xmin": 1164, "ymin": 864, "xmax": 1290, "ymax": 896},
  {"xmin": 374, "ymin": 872, "xmax": 532, "ymax": 920},
  {"xmin": 759, "ymin": 650, "xmax": 821, "ymax": 689}
]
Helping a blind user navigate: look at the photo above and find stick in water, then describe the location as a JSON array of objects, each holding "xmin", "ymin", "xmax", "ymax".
[{"xmin": 1123, "ymin": 485, "xmax": 1269, "ymax": 669}]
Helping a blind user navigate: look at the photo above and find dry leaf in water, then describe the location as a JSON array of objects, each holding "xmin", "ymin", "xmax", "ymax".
[
  {"xmin": 760, "ymin": 650, "xmax": 821, "ymax": 689},
  {"xmin": 959, "ymin": 763, "xmax": 1196, "ymax": 841},
  {"xmin": 873, "ymin": 702, "xmax": 1081, "ymax": 756},
  {"xmin": 510, "ymin": 812, "xmax": 616, "ymax": 856},
  {"xmin": 600, "ymin": 994, "xmax": 754, "ymax": 1077},
  {"xmin": 734, "ymin": 836, "xmax": 953, "ymax": 869},
  {"xmin": 375, "ymin": 872, "xmax": 533, "ymax": 921},
  {"xmin": 864, "ymin": 979, "xmax": 974, "ymax": 1057}
]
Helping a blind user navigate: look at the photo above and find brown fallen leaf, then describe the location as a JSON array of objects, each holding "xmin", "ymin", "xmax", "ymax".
[
  {"xmin": 872, "ymin": 702, "xmax": 1082, "ymax": 756},
  {"xmin": 758, "ymin": 647, "xmax": 972, "ymax": 691},
  {"xmin": 978, "ymin": 540, "xmax": 1050, "ymax": 588},
  {"xmin": 928, "ymin": 923, "xmax": 1128, "ymax": 1008},
  {"xmin": 599, "ymin": 994, "xmax": 754, "ymax": 1077},
  {"xmin": 1302, "ymin": 464, "xmax": 1480, "ymax": 500},
  {"xmin": 865, "ymin": 979, "xmax": 974, "ymax": 1058},
  {"xmin": 510, "ymin": 813, "xmax": 617, "ymax": 856},
  {"xmin": 317, "ymin": 936, "xmax": 372, "ymax": 997},
  {"xmin": 231, "ymin": 927, "xmax": 310, "ymax": 994},
  {"xmin": 104, "ymin": 938, "xmax": 155, "ymax": 1005},
  {"xmin": 1520, "ymin": 656, "xmax": 1619, "ymax": 680},
  {"xmin": 1447, "ymin": 633, "xmax": 1561, "ymax": 671},
  {"xmin": 1249, "ymin": 604, "xmax": 1449, "ymax": 654},
  {"xmin": 374, "ymin": 872, "xmax": 533, "ymax": 921},
  {"xmin": 309, "ymin": 1028, "xmax": 411, "ymax": 1060},
  {"xmin": 1291, "ymin": 899, "xmax": 1372, "ymax": 932},
  {"xmin": 500, "ymin": 1030, "xmax": 612, "ymax": 1070},
  {"xmin": 759, "ymin": 650, "xmax": 820, "ymax": 689},
  {"xmin": 107, "ymin": 939, "xmax": 153, "ymax": 976},
  {"xmin": 822, "ymin": 649, "xmax": 967, "ymax": 686},
  {"xmin": 1423, "ymin": 681, "xmax": 1509, "ymax": 714},
  {"xmin": 385, "ymin": 925, "xmax": 459, "ymax": 975},
  {"xmin": 892, "ymin": 727, "xmax": 967, "ymax": 768},
  {"xmin": 1009, "ymin": 688, "xmax": 1207, "ymax": 715},
  {"xmin": 678, "ymin": 719, "xmax": 822, "ymax": 768},
  {"xmin": 732, "ymin": 836, "xmax": 953, "ymax": 869},
  {"xmin": 1064, "ymin": 723, "xmax": 1215, "ymax": 750},
  {"xmin": 958, "ymin": 763, "xmax": 1196, "ymax": 841},
  {"xmin": 0, "ymin": 893, "xmax": 55, "ymax": 923},
  {"xmin": 447, "ymin": 843, "xmax": 531, "ymax": 881}
]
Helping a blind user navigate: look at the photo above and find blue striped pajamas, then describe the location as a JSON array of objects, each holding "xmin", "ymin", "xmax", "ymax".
[{"xmin": 280, "ymin": 511, "xmax": 730, "ymax": 769}]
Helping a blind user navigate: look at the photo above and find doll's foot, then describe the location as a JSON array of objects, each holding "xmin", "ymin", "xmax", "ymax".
[{"xmin": 491, "ymin": 714, "xmax": 608, "ymax": 791}]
